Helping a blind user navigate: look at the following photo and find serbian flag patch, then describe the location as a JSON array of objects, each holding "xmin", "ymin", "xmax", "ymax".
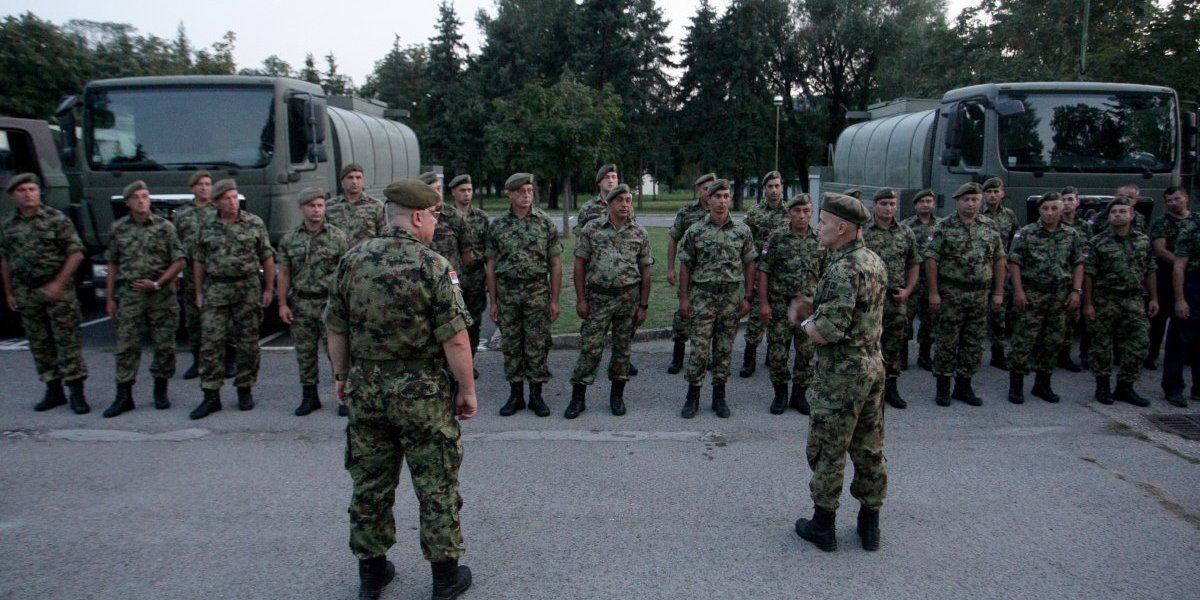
[{"xmin": 449, "ymin": 270, "xmax": 460, "ymax": 285}]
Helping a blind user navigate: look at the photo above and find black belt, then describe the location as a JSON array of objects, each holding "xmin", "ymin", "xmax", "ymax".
[
  {"xmin": 497, "ymin": 272, "xmax": 545, "ymax": 284},
  {"xmin": 295, "ymin": 290, "xmax": 328, "ymax": 300},
  {"xmin": 940, "ymin": 279, "xmax": 990, "ymax": 292},
  {"xmin": 1021, "ymin": 281, "xmax": 1068, "ymax": 293},
  {"xmin": 1094, "ymin": 287, "xmax": 1142, "ymax": 295},
  {"xmin": 692, "ymin": 281, "xmax": 741, "ymax": 294},
  {"xmin": 355, "ymin": 356, "xmax": 444, "ymax": 371},
  {"xmin": 586, "ymin": 283, "xmax": 638, "ymax": 297},
  {"xmin": 209, "ymin": 273, "xmax": 251, "ymax": 283}
]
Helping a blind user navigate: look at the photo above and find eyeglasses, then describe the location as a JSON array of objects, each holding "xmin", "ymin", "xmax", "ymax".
[{"xmin": 428, "ymin": 209, "xmax": 442, "ymax": 221}]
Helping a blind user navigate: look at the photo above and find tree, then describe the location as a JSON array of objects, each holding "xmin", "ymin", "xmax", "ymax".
[
  {"xmin": 359, "ymin": 38, "xmax": 430, "ymax": 129},
  {"xmin": 423, "ymin": 1, "xmax": 470, "ymax": 167},
  {"xmin": 1141, "ymin": 0, "xmax": 1200, "ymax": 100},
  {"xmin": 299, "ymin": 53, "xmax": 321, "ymax": 85},
  {"xmin": 239, "ymin": 55, "xmax": 294, "ymax": 77},
  {"xmin": 0, "ymin": 13, "xmax": 91, "ymax": 119},
  {"xmin": 674, "ymin": 0, "xmax": 727, "ymax": 177},
  {"xmin": 473, "ymin": 0, "xmax": 580, "ymax": 99},
  {"xmin": 172, "ymin": 22, "xmax": 193, "ymax": 71},
  {"xmin": 193, "ymin": 30, "xmax": 236, "ymax": 74},
  {"xmin": 323, "ymin": 52, "xmax": 353, "ymax": 95}
]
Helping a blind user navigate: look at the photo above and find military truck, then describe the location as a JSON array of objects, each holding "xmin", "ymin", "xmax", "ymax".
[{"xmin": 808, "ymin": 82, "xmax": 1199, "ymax": 224}]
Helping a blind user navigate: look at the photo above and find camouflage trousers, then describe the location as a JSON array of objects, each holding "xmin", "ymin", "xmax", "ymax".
[
  {"xmin": 13, "ymin": 286, "xmax": 87, "ymax": 382},
  {"xmin": 685, "ymin": 285, "xmax": 741, "ymax": 385},
  {"xmin": 1148, "ymin": 265, "xmax": 1175, "ymax": 360},
  {"xmin": 113, "ymin": 287, "xmax": 179, "ymax": 383},
  {"xmin": 766, "ymin": 295, "xmax": 815, "ymax": 386},
  {"xmin": 806, "ymin": 353, "xmax": 886, "ymax": 512},
  {"xmin": 906, "ymin": 278, "xmax": 935, "ymax": 345},
  {"xmin": 988, "ymin": 281, "xmax": 1011, "ymax": 345},
  {"xmin": 182, "ymin": 264, "xmax": 202, "ymax": 355},
  {"xmin": 880, "ymin": 299, "xmax": 908, "ymax": 378},
  {"xmin": 571, "ymin": 285, "xmax": 639, "ymax": 385},
  {"xmin": 497, "ymin": 277, "xmax": 552, "ymax": 383},
  {"xmin": 199, "ymin": 297, "xmax": 262, "ymax": 390},
  {"xmin": 932, "ymin": 286, "xmax": 989, "ymax": 378},
  {"xmin": 290, "ymin": 296, "xmax": 329, "ymax": 385},
  {"xmin": 460, "ymin": 277, "xmax": 487, "ymax": 354},
  {"xmin": 345, "ymin": 360, "xmax": 464, "ymax": 562},
  {"xmin": 1007, "ymin": 288, "xmax": 1067, "ymax": 375},
  {"xmin": 1087, "ymin": 292, "xmax": 1148, "ymax": 384},
  {"xmin": 744, "ymin": 294, "xmax": 766, "ymax": 347},
  {"xmin": 1062, "ymin": 304, "xmax": 1082, "ymax": 355}
]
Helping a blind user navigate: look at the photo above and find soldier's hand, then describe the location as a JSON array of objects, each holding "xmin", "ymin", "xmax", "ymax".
[
  {"xmin": 260, "ymin": 290, "xmax": 272, "ymax": 308},
  {"xmin": 737, "ymin": 299, "xmax": 751, "ymax": 318},
  {"xmin": 576, "ymin": 298, "xmax": 589, "ymax": 319},
  {"xmin": 131, "ymin": 279, "xmax": 156, "ymax": 294},
  {"xmin": 550, "ymin": 300, "xmax": 560, "ymax": 322},
  {"xmin": 39, "ymin": 280, "xmax": 65, "ymax": 302},
  {"xmin": 789, "ymin": 295, "xmax": 814, "ymax": 322},
  {"xmin": 667, "ymin": 270, "xmax": 677, "ymax": 286},
  {"xmin": 990, "ymin": 293, "xmax": 1004, "ymax": 311},
  {"xmin": 1148, "ymin": 300, "xmax": 1160, "ymax": 318},
  {"xmin": 928, "ymin": 292, "xmax": 941, "ymax": 313},
  {"xmin": 759, "ymin": 304, "xmax": 772, "ymax": 324},
  {"xmin": 1083, "ymin": 304, "xmax": 1097, "ymax": 321},
  {"xmin": 680, "ymin": 297, "xmax": 693, "ymax": 319},
  {"xmin": 6, "ymin": 295, "xmax": 16, "ymax": 312},
  {"xmin": 1013, "ymin": 291, "xmax": 1028, "ymax": 311},
  {"xmin": 336, "ymin": 381, "xmax": 348, "ymax": 406},
  {"xmin": 489, "ymin": 303, "xmax": 499, "ymax": 323},
  {"xmin": 195, "ymin": 292, "xmax": 204, "ymax": 310},
  {"xmin": 455, "ymin": 390, "xmax": 478, "ymax": 420},
  {"xmin": 1176, "ymin": 300, "xmax": 1189, "ymax": 320},
  {"xmin": 1065, "ymin": 291, "xmax": 1080, "ymax": 310},
  {"xmin": 279, "ymin": 304, "xmax": 293, "ymax": 324},
  {"xmin": 106, "ymin": 298, "xmax": 117, "ymax": 319},
  {"xmin": 634, "ymin": 306, "xmax": 647, "ymax": 326},
  {"xmin": 891, "ymin": 288, "xmax": 910, "ymax": 304}
]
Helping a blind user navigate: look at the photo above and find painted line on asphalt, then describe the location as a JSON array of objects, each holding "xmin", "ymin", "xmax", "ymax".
[
  {"xmin": 81, "ymin": 316, "xmax": 111, "ymax": 328},
  {"xmin": 258, "ymin": 331, "xmax": 287, "ymax": 345}
]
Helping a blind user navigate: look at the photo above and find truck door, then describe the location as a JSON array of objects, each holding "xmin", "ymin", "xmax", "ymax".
[{"xmin": 932, "ymin": 100, "xmax": 988, "ymax": 216}]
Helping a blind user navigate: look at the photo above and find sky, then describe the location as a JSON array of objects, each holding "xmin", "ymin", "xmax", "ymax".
[{"xmin": 6, "ymin": 1, "xmax": 972, "ymax": 87}]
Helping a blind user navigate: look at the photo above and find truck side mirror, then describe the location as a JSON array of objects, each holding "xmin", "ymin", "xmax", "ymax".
[
  {"xmin": 55, "ymin": 95, "xmax": 79, "ymax": 165},
  {"xmin": 308, "ymin": 143, "xmax": 328, "ymax": 163},
  {"xmin": 305, "ymin": 100, "xmax": 326, "ymax": 144},
  {"xmin": 1183, "ymin": 106, "xmax": 1198, "ymax": 177},
  {"xmin": 993, "ymin": 98, "xmax": 1025, "ymax": 117},
  {"xmin": 940, "ymin": 103, "xmax": 962, "ymax": 166}
]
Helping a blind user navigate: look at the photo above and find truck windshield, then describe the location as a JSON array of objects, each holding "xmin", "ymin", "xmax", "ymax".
[
  {"xmin": 998, "ymin": 92, "xmax": 1175, "ymax": 173},
  {"xmin": 85, "ymin": 86, "xmax": 275, "ymax": 171}
]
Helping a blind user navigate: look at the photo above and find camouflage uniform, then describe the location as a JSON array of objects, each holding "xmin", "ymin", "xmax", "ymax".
[
  {"xmin": 1091, "ymin": 210, "xmax": 1146, "ymax": 236},
  {"xmin": 668, "ymin": 201, "xmax": 709, "ymax": 342},
  {"xmin": 1161, "ymin": 225, "xmax": 1200, "ymax": 395},
  {"xmin": 108, "ymin": 214, "xmax": 185, "ymax": 383},
  {"xmin": 757, "ymin": 226, "xmax": 823, "ymax": 385},
  {"xmin": 1085, "ymin": 229, "xmax": 1154, "ymax": 383},
  {"xmin": 571, "ymin": 218, "xmax": 652, "ymax": 384},
  {"xmin": 458, "ymin": 205, "xmax": 490, "ymax": 353},
  {"xmin": 901, "ymin": 214, "xmax": 941, "ymax": 348},
  {"xmin": 804, "ymin": 238, "xmax": 887, "ymax": 511},
  {"xmin": 679, "ymin": 215, "xmax": 756, "ymax": 384},
  {"xmin": 325, "ymin": 226, "xmax": 470, "ymax": 562},
  {"xmin": 429, "ymin": 204, "xmax": 476, "ymax": 273},
  {"xmin": 572, "ymin": 195, "xmax": 607, "ymax": 237},
  {"xmin": 0, "ymin": 205, "xmax": 87, "ymax": 382},
  {"xmin": 485, "ymin": 206, "xmax": 562, "ymax": 382},
  {"xmin": 742, "ymin": 200, "xmax": 788, "ymax": 348},
  {"xmin": 925, "ymin": 214, "xmax": 1005, "ymax": 377},
  {"xmin": 326, "ymin": 194, "xmax": 386, "ymax": 246},
  {"xmin": 983, "ymin": 204, "xmax": 1018, "ymax": 349},
  {"xmin": 862, "ymin": 219, "xmax": 919, "ymax": 377},
  {"xmin": 1006, "ymin": 220, "xmax": 1084, "ymax": 375},
  {"xmin": 194, "ymin": 211, "xmax": 273, "ymax": 390},
  {"xmin": 1147, "ymin": 213, "xmax": 1199, "ymax": 364},
  {"xmin": 278, "ymin": 221, "xmax": 348, "ymax": 385},
  {"xmin": 174, "ymin": 202, "xmax": 217, "ymax": 358},
  {"xmin": 1061, "ymin": 216, "xmax": 1094, "ymax": 358}
]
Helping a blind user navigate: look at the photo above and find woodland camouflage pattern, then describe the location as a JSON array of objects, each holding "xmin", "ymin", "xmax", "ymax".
[
  {"xmin": 742, "ymin": 200, "xmax": 788, "ymax": 347},
  {"xmin": 174, "ymin": 202, "xmax": 217, "ymax": 355},
  {"xmin": 108, "ymin": 214, "xmax": 185, "ymax": 382},
  {"xmin": 679, "ymin": 216, "xmax": 755, "ymax": 384},
  {"xmin": 278, "ymin": 222, "xmax": 348, "ymax": 384},
  {"xmin": 901, "ymin": 214, "xmax": 941, "ymax": 346},
  {"xmin": 1005, "ymin": 220, "xmax": 1084, "ymax": 375},
  {"xmin": 326, "ymin": 195, "xmax": 386, "ymax": 245},
  {"xmin": 757, "ymin": 227, "xmax": 823, "ymax": 385},
  {"xmin": 925, "ymin": 213, "xmax": 1005, "ymax": 377},
  {"xmin": 1086, "ymin": 229, "xmax": 1155, "ymax": 382},
  {"xmin": 428, "ymin": 204, "xmax": 476, "ymax": 272},
  {"xmin": 862, "ymin": 219, "xmax": 919, "ymax": 377}
]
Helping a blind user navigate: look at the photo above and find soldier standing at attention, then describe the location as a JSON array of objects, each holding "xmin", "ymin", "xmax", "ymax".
[
  {"xmin": 1091, "ymin": 183, "xmax": 1148, "ymax": 238},
  {"xmin": 862, "ymin": 188, "xmax": 919, "ymax": 409},
  {"xmin": 565, "ymin": 184, "xmax": 652, "ymax": 418},
  {"xmin": 790, "ymin": 193, "xmax": 887, "ymax": 553},
  {"xmin": 326, "ymin": 163, "xmax": 386, "ymax": 246},
  {"xmin": 1084, "ymin": 196, "xmax": 1157, "ymax": 405},
  {"xmin": 757, "ymin": 193, "xmax": 823, "ymax": 415},
  {"xmin": 1147, "ymin": 186, "xmax": 1196, "ymax": 374},
  {"xmin": 449, "ymin": 174, "xmax": 489, "ymax": 375},
  {"xmin": 677, "ymin": 179, "xmax": 756, "ymax": 419},
  {"xmin": 1164, "ymin": 188, "xmax": 1200, "ymax": 407},
  {"xmin": 189, "ymin": 179, "xmax": 275, "ymax": 419},
  {"xmin": 1005, "ymin": 192, "xmax": 1084, "ymax": 404},
  {"xmin": 325, "ymin": 179, "xmax": 475, "ymax": 600},
  {"xmin": 102, "ymin": 181, "xmax": 185, "ymax": 417},
  {"xmin": 925, "ymin": 182, "xmax": 1007, "ymax": 407},
  {"xmin": 981, "ymin": 177, "xmax": 1017, "ymax": 371},
  {"xmin": 486, "ymin": 173, "xmax": 563, "ymax": 417},
  {"xmin": 277, "ymin": 187, "xmax": 348, "ymax": 416},
  {"xmin": 573, "ymin": 163, "xmax": 620, "ymax": 236},
  {"xmin": 664, "ymin": 173, "xmax": 716, "ymax": 373},
  {"xmin": 1, "ymin": 173, "xmax": 90, "ymax": 414},
  {"xmin": 901, "ymin": 189, "xmax": 940, "ymax": 371},
  {"xmin": 740, "ymin": 170, "xmax": 788, "ymax": 378},
  {"xmin": 1058, "ymin": 186, "xmax": 1091, "ymax": 371},
  {"xmin": 174, "ymin": 170, "xmax": 214, "ymax": 379},
  {"xmin": 419, "ymin": 171, "xmax": 477, "ymax": 276}
]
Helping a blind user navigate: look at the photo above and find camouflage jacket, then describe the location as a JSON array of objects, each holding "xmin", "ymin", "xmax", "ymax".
[
  {"xmin": 900, "ymin": 214, "xmax": 941, "ymax": 258},
  {"xmin": 1147, "ymin": 212, "xmax": 1200, "ymax": 267},
  {"xmin": 1091, "ymin": 210, "xmax": 1146, "ymax": 237},
  {"xmin": 1007, "ymin": 219, "xmax": 1084, "ymax": 288},
  {"xmin": 573, "ymin": 195, "xmax": 606, "ymax": 236},
  {"xmin": 278, "ymin": 221, "xmax": 349, "ymax": 296},
  {"xmin": 428, "ymin": 203, "xmax": 477, "ymax": 272},
  {"xmin": 679, "ymin": 215, "xmax": 756, "ymax": 285},
  {"xmin": 172, "ymin": 200, "xmax": 216, "ymax": 260},
  {"xmin": 107, "ymin": 214, "xmax": 185, "ymax": 283},
  {"xmin": 1061, "ymin": 215, "xmax": 1093, "ymax": 241},
  {"xmin": 575, "ymin": 218, "xmax": 653, "ymax": 289},
  {"xmin": 485, "ymin": 207, "xmax": 562, "ymax": 278},
  {"xmin": 195, "ymin": 210, "xmax": 273, "ymax": 306},
  {"xmin": 669, "ymin": 201, "xmax": 708, "ymax": 242},
  {"xmin": 809, "ymin": 239, "xmax": 886, "ymax": 369},
  {"xmin": 925, "ymin": 214, "xmax": 1005, "ymax": 287},
  {"xmin": 983, "ymin": 203, "xmax": 1019, "ymax": 250},
  {"xmin": 1084, "ymin": 230, "xmax": 1154, "ymax": 291},
  {"xmin": 862, "ymin": 219, "xmax": 919, "ymax": 290},
  {"xmin": 0, "ymin": 204, "xmax": 84, "ymax": 288},
  {"xmin": 743, "ymin": 200, "xmax": 788, "ymax": 253},
  {"xmin": 1168, "ymin": 225, "xmax": 1200, "ymax": 271},
  {"xmin": 326, "ymin": 194, "xmax": 386, "ymax": 246},
  {"xmin": 757, "ymin": 226, "xmax": 824, "ymax": 298}
]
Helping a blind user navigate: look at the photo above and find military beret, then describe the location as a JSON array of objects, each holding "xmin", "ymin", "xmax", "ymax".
[
  {"xmin": 1061, "ymin": 186, "xmax": 1078, "ymax": 196},
  {"xmin": 784, "ymin": 194, "xmax": 811, "ymax": 209},
  {"xmin": 417, "ymin": 171, "xmax": 440, "ymax": 185},
  {"xmin": 953, "ymin": 182, "xmax": 982, "ymax": 198},
  {"xmin": 872, "ymin": 187, "xmax": 897, "ymax": 202},
  {"xmin": 210, "ymin": 179, "xmax": 238, "ymax": 201},
  {"xmin": 844, "ymin": 188, "xmax": 862, "ymax": 199},
  {"xmin": 1107, "ymin": 195, "xmax": 1135, "ymax": 209},
  {"xmin": 5, "ymin": 172, "xmax": 38, "ymax": 195},
  {"xmin": 595, "ymin": 164, "xmax": 617, "ymax": 183},
  {"xmin": 605, "ymin": 184, "xmax": 632, "ymax": 203},
  {"xmin": 187, "ymin": 170, "xmax": 212, "ymax": 187},
  {"xmin": 383, "ymin": 179, "xmax": 439, "ymax": 209},
  {"xmin": 982, "ymin": 177, "xmax": 1004, "ymax": 191},
  {"xmin": 1036, "ymin": 191, "xmax": 1061, "ymax": 208},
  {"xmin": 296, "ymin": 186, "xmax": 326, "ymax": 205},
  {"xmin": 912, "ymin": 188, "xmax": 935, "ymax": 203},
  {"xmin": 123, "ymin": 180, "xmax": 148, "ymax": 200},
  {"xmin": 706, "ymin": 178, "xmax": 730, "ymax": 195},
  {"xmin": 693, "ymin": 172, "xmax": 717, "ymax": 188},
  {"xmin": 760, "ymin": 170, "xmax": 782, "ymax": 187},
  {"xmin": 505, "ymin": 172, "xmax": 534, "ymax": 191},
  {"xmin": 448, "ymin": 174, "xmax": 472, "ymax": 189},
  {"xmin": 821, "ymin": 193, "xmax": 870, "ymax": 226},
  {"xmin": 339, "ymin": 163, "xmax": 364, "ymax": 180}
]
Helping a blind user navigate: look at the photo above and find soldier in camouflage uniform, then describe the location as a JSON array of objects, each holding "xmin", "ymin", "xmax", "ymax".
[
  {"xmin": 277, "ymin": 187, "xmax": 349, "ymax": 416},
  {"xmin": 102, "ymin": 181, "xmax": 185, "ymax": 418},
  {"xmin": 486, "ymin": 173, "xmax": 563, "ymax": 417},
  {"xmin": 739, "ymin": 170, "xmax": 788, "ymax": 378},
  {"xmin": 0, "ymin": 173, "xmax": 90, "ymax": 413},
  {"xmin": 1005, "ymin": 192, "xmax": 1084, "ymax": 405},
  {"xmin": 1148, "ymin": 186, "xmax": 1198, "ymax": 378},
  {"xmin": 677, "ymin": 179, "xmax": 756, "ymax": 419},
  {"xmin": 1058, "ymin": 186, "xmax": 1092, "ymax": 371},
  {"xmin": 926, "ymin": 182, "xmax": 1007, "ymax": 407},
  {"xmin": 419, "ymin": 171, "xmax": 477, "ymax": 275},
  {"xmin": 981, "ymin": 177, "xmax": 1018, "ymax": 370},
  {"xmin": 757, "ymin": 194, "xmax": 823, "ymax": 415},
  {"xmin": 901, "ymin": 189, "xmax": 940, "ymax": 371},
  {"xmin": 665, "ymin": 173, "xmax": 716, "ymax": 373},
  {"xmin": 325, "ymin": 179, "xmax": 475, "ymax": 600},
  {"xmin": 1091, "ymin": 183, "xmax": 1148, "ymax": 237},
  {"xmin": 566, "ymin": 184, "xmax": 652, "ymax": 418},
  {"xmin": 449, "ymin": 174, "xmax": 489, "ymax": 370},
  {"xmin": 1163, "ymin": 188, "xmax": 1200, "ymax": 407},
  {"xmin": 189, "ymin": 179, "xmax": 275, "ymax": 419},
  {"xmin": 862, "ymin": 188, "xmax": 919, "ymax": 409},
  {"xmin": 572, "ymin": 163, "xmax": 620, "ymax": 236},
  {"xmin": 173, "ymin": 170, "xmax": 214, "ymax": 379},
  {"xmin": 1084, "ymin": 196, "xmax": 1157, "ymax": 406},
  {"xmin": 326, "ymin": 163, "xmax": 386, "ymax": 246},
  {"xmin": 791, "ymin": 193, "xmax": 887, "ymax": 553}
]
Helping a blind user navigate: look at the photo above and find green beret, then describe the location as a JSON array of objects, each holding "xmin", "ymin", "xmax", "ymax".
[
  {"xmin": 1107, "ymin": 195, "xmax": 1135, "ymax": 209},
  {"xmin": 844, "ymin": 188, "xmax": 862, "ymax": 199},
  {"xmin": 417, "ymin": 171, "xmax": 440, "ymax": 185},
  {"xmin": 187, "ymin": 171, "xmax": 212, "ymax": 187},
  {"xmin": 1036, "ymin": 191, "xmax": 1061, "ymax": 208},
  {"xmin": 605, "ymin": 184, "xmax": 632, "ymax": 203},
  {"xmin": 872, "ymin": 187, "xmax": 897, "ymax": 202},
  {"xmin": 210, "ymin": 179, "xmax": 238, "ymax": 201},
  {"xmin": 339, "ymin": 163, "xmax": 364, "ymax": 180},
  {"xmin": 449, "ymin": 174, "xmax": 472, "ymax": 189},
  {"xmin": 5, "ymin": 172, "xmax": 38, "ymax": 195},
  {"xmin": 982, "ymin": 177, "xmax": 1004, "ymax": 191},
  {"xmin": 595, "ymin": 164, "xmax": 617, "ymax": 183},
  {"xmin": 123, "ymin": 180, "xmax": 148, "ymax": 200},
  {"xmin": 1061, "ymin": 186, "xmax": 1078, "ymax": 196},
  {"xmin": 505, "ymin": 172, "xmax": 534, "ymax": 192},
  {"xmin": 912, "ymin": 188, "xmax": 935, "ymax": 203},
  {"xmin": 693, "ymin": 172, "xmax": 717, "ymax": 188},
  {"xmin": 383, "ymin": 179, "xmax": 439, "ymax": 209},
  {"xmin": 760, "ymin": 170, "xmax": 782, "ymax": 187},
  {"xmin": 953, "ymin": 182, "xmax": 982, "ymax": 198},
  {"xmin": 706, "ymin": 178, "xmax": 730, "ymax": 195},
  {"xmin": 784, "ymin": 194, "xmax": 811, "ymax": 209},
  {"xmin": 297, "ymin": 186, "xmax": 326, "ymax": 205},
  {"xmin": 821, "ymin": 193, "xmax": 870, "ymax": 226}
]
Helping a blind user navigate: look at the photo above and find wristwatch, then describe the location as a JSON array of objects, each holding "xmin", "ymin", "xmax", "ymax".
[
  {"xmin": 1071, "ymin": 288, "xmax": 1083, "ymax": 295},
  {"xmin": 637, "ymin": 303, "xmax": 649, "ymax": 310},
  {"xmin": 334, "ymin": 373, "xmax": 348, "ymax": 382},
  {"xmin": 152, "ymin": 281, "xmax": 160, "ymax": 291}
]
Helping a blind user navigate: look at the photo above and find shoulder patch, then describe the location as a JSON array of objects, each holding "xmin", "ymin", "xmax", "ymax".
[{"xmin": 448, "ymin": 270, "xmax": 460, "ymax": 285}]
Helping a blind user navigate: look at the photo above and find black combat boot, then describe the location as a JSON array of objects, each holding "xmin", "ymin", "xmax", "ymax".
[
  {"xmin": 1031, "ymin": 372, "xmax": 1060, "ymax": 403},
  {"xmin": 564, "ymin": 383, "xmax": 587, "ymax": 419},
  {"xmin": 790, "ymin": 382, "xmax": 810, "ymax": 415},
  {"xmin": 952, "ymin": 376, "xmax": 982, "ymax": 406},
  {"xmin": 153, "ymin": 377, "xmax": 170, "ymax": 409},
  {"xmin": 295, "ymin": 384, "xmax": 321, "ymax": 416},
  {"xmin": 609, "ymin": 380, "xmax": 627, "ymax": 416},
  {"xmin": 884, "ymin": 377, "xmax": 907, "ymax": 409},
  {"xmin": 34, "ymin": 379, "xmax": 67, "ymax": 412},
  {"xmin": 739, "ymin": 342, "xmax": 757, "ymax": 378},
  {"xmin": 183, "ymin": 354, "xmax": 200, "ymax": 380},
  {"xmin": 190, "ymin": 388, "xmax": 222, "ymax": 420},
  {"xmin": 528, "ymin": 382, "xmax": 550, "ymax": 417},
  {"xmin": 628, "ymin": 363, "xmax": 639, "ymax": 377},
  {"xmin": 857, "ymin": 506, "xmax": 881, "ymax": 551},
  {"xmin": 712, "ymin": 382, "xmax": 730, "ymax": 418},
  {"xmin": 1164, "ymin": 390, "xmax": 1188, "ymax": 408},
  {"xmin": 681, "ymin": 384, "xmax": 701, "ymax": 419},
  {"xmin": 103, "ymin": 381, "xmax": 135, "ymax": 418},
  {"xmin": 1112, "ymin": 380, "xmax": 1150, "ymax": 407},
  {"xmin": 338, "ymin": 404, "xmax": 349, "ymax": 417},
  {"xmin": 431, "ymin": 559, "xmax": 472, "ymax": 600},
  {"xmin": 666, "ymin": 340, "xmax": 686, "ymax": 374},
  {"xmin": 935, "ymin": 375, "xmax": 952, "ymax": 407},
  {"xmin": 66, "ymin": 378, "xmax": 90, "ymax": 414},
  {"xmin": 770, "ymin": 383, "xmax": 789, "ymax": 414},
  {"xmin": 794, "ymin": 506, "xmax": 837, "ymax": 552},
  {"xmin": 899, "ymin": 344, "xmax": 909, "ymax": 371},
  {"xmin": 236, "ymin": 386, "xmax": 255, "ymax": 411},
  {"xmin": 917, "ymin": 343, "xmax": 933, "ymax": 371},
  {"xmin": 1057, "ymin": 348, "xmax": 1082, "ymax": 372},
  {"xmin": 990, "ymin": 344, "xmax": 1009, "ymax": 370},
  {"xmin": 499, "ymin": 382, "xmax": 525, "ymax": 416},
  {"xmin": 1094, "ymin": 376, "xmax": 1113, "ymax": 405},
  {"xmin": 1008, "ymin": 372, "xmax": 1025, "ymax": 404},
  {"xmin": 357, "ymin": 555, "xmax": 395, "ymax": 600}
]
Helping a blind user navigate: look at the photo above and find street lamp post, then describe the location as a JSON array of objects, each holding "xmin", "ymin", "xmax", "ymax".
[{"xmin": 773, "ymin": 95, "xmax": 784, "ymax": 173}]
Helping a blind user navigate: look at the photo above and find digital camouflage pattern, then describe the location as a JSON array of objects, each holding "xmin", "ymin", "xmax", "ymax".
[
  {"xmin": 278, "ymin": 222, "xmax": 349, "ymax": 384},
  {"xmin": 685, "ymin": 286, "xmax": 743, "ymax": 385},
  {"xmin": 571, "ymin": 285, "xmax": 641, "ymax": 385},
  {"xmin": 174, "ymin": 202, "xmax": 217, "ymax": 355},
  {"xmin": 668, "ymin": 200, "xmax": 709, "ymax": 342},
  {"xmin": 429, "ymin": 204, "xmax": 476, "ymax": 272},
  {"xmin": 863, "ymin": 219, "xmax": 919, "ymax": 377},
  {"xmin": 1091, "ymin": 210, "xmax": 1146, "ymax": 236},
  {"xmin": 1005, "ymin": 220, "xmax": 1084, "ymax": 375},
  {"xmin": 108, "ymin": 214, "xmax": 185, "ymax": 382},
  {"xmin": 678, "ymin": 215, "xmax": 755, "ymax": 284},
  {"xmin": 680, "ymin": 217, "xmax": 755, "ymax": 384},
  {"xmin": 458, "ymin": 205, "xmax": 490, "ymax": 351},
  {"xmin": 983, "ymin": 204, "xmax": 1019, "ymax": 250},
  {"xmin": 805, "ymin": 239, "xmax": 887, "ymax": 512},
  {"xmin": 742, "ymin": 201, "xmax": 788, "ymax": 347},
  {"xmin": 1148, "ymin": 212, "xmax": 1200, "ymax": 265},
  {"xmin": 326, "ymin": 195, "xmax": 386, "ymax": 245},
  {"xmin": 575, "ymin": 218, "xmax": 652, "ymax": 288},
  {"xmin": 1085, "ymin": 229, "xmax": 1155, "ymax": 382},
  {"xmin": 1060, "ymin": 215, "xmax": 1093, "ymax": 356},
  {"xmin": 484, "ymin": 207, "xmax": 562, "ymax": 279},
  {"xmin": 901, "ymin": 214, "xmax": 941, "ymax": 346},
  {"xmin": 573, "ymin": 195, "xmax": 606, "ymax": 236},
  {"xmin": 757, "ymin": 227, "xmax": 823, "ymax": 385},
  {"xmin": 1063, "ymin": 216, "xmax": 1093, "ymax": 240},
  {"xmin": 925, "ymin": 214, "xmax": 1005, "ymax": 377}
]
